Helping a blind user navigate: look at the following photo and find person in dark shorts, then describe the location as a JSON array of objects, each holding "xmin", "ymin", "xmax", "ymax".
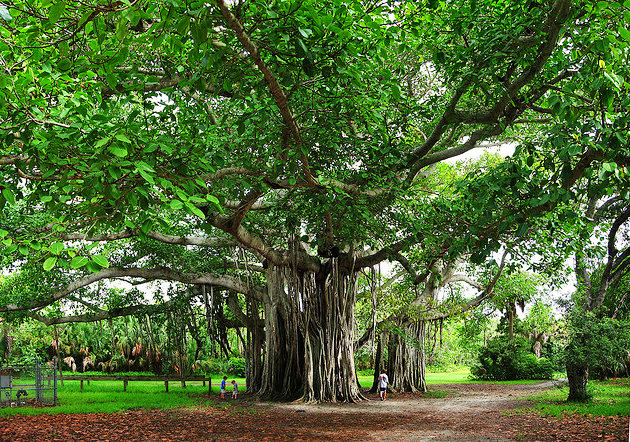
[{"xmin": 378, "ymin": 371, "xmax": 389, "ymax": 401}]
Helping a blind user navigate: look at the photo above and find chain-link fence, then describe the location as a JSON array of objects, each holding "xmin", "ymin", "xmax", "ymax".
[{"xmin": 0, "ymin": 358, "xmax": 57, "ymax": 407}]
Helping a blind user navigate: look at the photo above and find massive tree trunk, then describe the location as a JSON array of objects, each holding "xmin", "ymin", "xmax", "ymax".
[
  {"xmin": 387, "ymin": 318, "xmax": 427, "ymax": 393},
  {"xmin": 259, "ymin": 261, "xmax": 363, "ymax": 402},
  {"xmin": 258, "ymin": 266, "xmax": 304, "ymax": 400},
  {"xmin": 301, "ymin": 259, "xmax": 363, "ymax": 402}
]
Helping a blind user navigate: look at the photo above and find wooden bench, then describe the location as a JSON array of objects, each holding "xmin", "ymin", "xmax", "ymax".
[{"xmin": 61, "ymin": 375, "xmax": 212, "ymax": 394}]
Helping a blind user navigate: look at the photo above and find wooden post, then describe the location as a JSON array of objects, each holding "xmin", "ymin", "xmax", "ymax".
[
  {"xmin": 181, "ymin": 380, "xmax": 186, "ymax": 388},
  {"xmin": 203, "ymin": 380, "xmax": 206, "ymax": 387},
  {"xmin": 87, "ymin": 380, "xmax": 90, "ymax": 386},
  {"xmin": 208, "ymin": 377, "xmax": 212, "ymax": 396},
  {"xmin": 123, "ymin": 379, "xmax": 128, "ymax": 391},
  {"xmin": 80, "ymin": 379, "xmax": 84, "ymax": 391},
  {"xmin": 165, "ymin": 380, "xmax": 169, "ymax": 392}
]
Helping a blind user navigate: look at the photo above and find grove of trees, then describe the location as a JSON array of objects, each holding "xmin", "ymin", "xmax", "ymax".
[{"xmin": 1, "ymin": 0, "xmax": 629, "ymax": 403}]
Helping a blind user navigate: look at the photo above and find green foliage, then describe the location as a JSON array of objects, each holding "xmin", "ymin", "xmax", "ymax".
[
  {"xmin": 426, "ymin": 313, "xmax": 496, "ymax": 369},
  {"xmin": 470, "ymin": 336, "xmax": 554, "ymax": 381},
  {"xmin": 0, "ymin": 319, "xmax": 53, "ymax": 365},
  {"xmin": 354, "ymin": 346, "xmax": 377, "ymax": 371},
  {"xmin": 196, "ymin": 357, "xmax": 246, "ymax": 377},
  {"xmin": 228, "ymin": 357, "xmax": 246, "ymax": 378},
  {"xmin": 565, "ymin": 309, "xmax": 630, "ymax": 379}
]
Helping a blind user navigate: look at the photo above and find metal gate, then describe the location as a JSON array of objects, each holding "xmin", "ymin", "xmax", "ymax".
[{"xmin": 0, "ymin": 358, "xmax": 57, "ymax": 407}]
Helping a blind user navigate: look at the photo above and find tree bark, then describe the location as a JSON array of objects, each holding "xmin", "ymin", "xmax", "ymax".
[
  {"xmin": 259, "ymin": 262, "xmax": 364, "ymax": 402},
  {"xmin": 387, "ymin": 318, "xmax": 427, "ymax": 393},
  {"xmin": 258, "ymin": 266, "xmax": 305, "ymax": 400},
  {"xmin": 370, "ymin": 333, "xmax": 386, "ymax": 393},
  {"xmin": 301, "ymin": 260, "xmax": 363, "ymax": 402},
  {"xmin": 566, "ymin": 360, "xmax": 589, "ymax": 402}
]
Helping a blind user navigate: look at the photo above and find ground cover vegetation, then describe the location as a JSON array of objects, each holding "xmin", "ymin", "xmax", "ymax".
[{"xmin": 0, "ymin": 0, "xmax": 629, "ymax": 408}]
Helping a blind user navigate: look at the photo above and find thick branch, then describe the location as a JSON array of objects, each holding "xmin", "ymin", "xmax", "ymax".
[
  {"xmin": 423, "ymin": 251, "xmax": 508, "ymax": 321},
  {"xmin": 0, "ymin": 267, "xmax": 263, "ymax": 313},
  {"xmin": 354, "ymin": 236, "xmax": 421, "ymax": 269},
  {"xmin": 208, "ymin": 212, "xmax": 321, "ymax": 272},
  {"xmin": 215, "ymin": 0, "xmax": 315, "ymax": 184},
  {"xmin": 30, "ymin": 298, "xmax": 181, "ymax": 326},
  {"xmin": 61, "ymin": 230, "xmax": 237, "ymax": 248}
]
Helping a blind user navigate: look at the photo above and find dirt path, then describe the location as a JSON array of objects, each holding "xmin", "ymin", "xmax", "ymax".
[{"xmin": 2, "ymin": 382, "xmax": 628, "ymax": 441}]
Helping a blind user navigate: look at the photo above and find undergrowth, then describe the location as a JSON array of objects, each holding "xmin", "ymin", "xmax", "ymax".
[{"xmin": 523, "ymin": 379, "xmax": 630, "ymax": 417}]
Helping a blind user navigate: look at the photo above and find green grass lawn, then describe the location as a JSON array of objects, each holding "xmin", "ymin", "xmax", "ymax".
[
  {"xmin": 525, "ymin": 378, "xmax": 630, "ymax": 417},
  {"xmin": 3, "ymin": 371, "xmax": 628, "ymax": 418},
  {"xmin": 0, "ymin": 376, "xmax": 246, "ymax": 416}
]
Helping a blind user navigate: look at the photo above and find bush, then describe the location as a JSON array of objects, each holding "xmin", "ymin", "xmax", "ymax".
[
  {"xmin": 470, "ymin": 336, "xmax": 553, "ymax": 381},
  {"xmin": 228, "ymin": 357, "xmax": 246, "ymax": 377},
  {"xmin": 196, "ymin": 357, "xmax": 246, "ymax": 377}
]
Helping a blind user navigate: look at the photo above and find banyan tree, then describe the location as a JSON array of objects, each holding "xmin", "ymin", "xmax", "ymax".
[{"xmin": 3, "ymin": 0, "xmax": 628, "ymax": 403}]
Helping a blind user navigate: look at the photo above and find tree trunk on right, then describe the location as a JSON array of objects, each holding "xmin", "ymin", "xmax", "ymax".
[
  {"xmin": 566, "ymin": 360, "xmax": 589, "ymax": 402},
  {"xmin": 387, "ymin": 318, "xmax": 427, "ymax": 392}
]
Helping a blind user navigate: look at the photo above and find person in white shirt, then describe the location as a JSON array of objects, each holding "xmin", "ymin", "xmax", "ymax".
[
  {"xmin": 231, "ymin": 380, "xmax": 238, "ymax": 399},
  {"xmin": 378, "ymin": 371, "xmax": 389, "ymax": 401}
]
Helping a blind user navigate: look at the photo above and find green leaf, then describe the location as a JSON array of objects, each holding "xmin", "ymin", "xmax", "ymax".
[
  {"xmin": 185, "ymin": 201, "xmax": 206, "ymax": 219},
  {"xmin": 619, "ymin": 27, "xmax": 630, "ymax": 43},
  {"xmin": 85, "ymin": 261, "xmax": 101, "ymax": 273},
  {"xmin": 0, "ymin": 229, "xmax": 8, "ymax": 238},
  {"xmin": 135, "ymin": 161, "xmax": 155, "ymax": 173},
  {"xmin": 108, "ymin": 144, "xmax": 128, "ymax": 157},
  {"xmin": 40, "ymin": 194, "xmax": 53, "ymax": 203},
  {"xmin": 515, "ymin": 222, "xmax": 529, "ymax": 236},
  {"xmin": 2, "ymin": 188, "xmax": 15, "ymax": 205},
  {"xmin": 138, "ymin": 169, "xmax": 155, "ymax": 184},
  {"xmin": 57, "ymin": 58, "xmax": 72, "ymax": 71},
  {"xmin": 43, "ymin": 256, "xmax": 58, "ymax": 271},
  {"xmin": 70, "ymin": 256, "xmax": 89, "ymax": 269},
  {"xmin": 49, "ymin": 1, "xmax": 65, "ymax": 25},
  {"xmin": 92, "ymin": 254, "xmax": 109, "ymax": 268},
  {"xmin": 169, "ymin": 199, "xmax": 184, "ymax": 210},
  {"xmin": 49, "ymin": 242, "xmax": 64, "ymax": 255},
  {"xmin": 602, "ymin": 162, "xmax": 617, "ymax": 172},
  {"xmin": 299, "ymin": 28, "xmax": 313, "ymax": 38},
  {"xmin": 115, "ymin": 134, "xmax": 132, "ymax": 144},
  {"xmin": 108, "ymin": 165, "xmax": 122, "ymax": 180},
  {"xmin": 116, "ymin": 17, "xmax": 128, "ymax": 41},
  {"xmin": 95, "ymin": 136, "xmax": 111, "ymax": 148}
]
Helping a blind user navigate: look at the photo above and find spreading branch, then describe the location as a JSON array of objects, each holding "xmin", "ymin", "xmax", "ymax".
[{"xmin": 0, "ymin": 267, "xmax": 263, "ymax": 313}]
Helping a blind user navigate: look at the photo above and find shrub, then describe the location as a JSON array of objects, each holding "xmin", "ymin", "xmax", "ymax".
[
  {"xmin": 470, "ymin": 336, "xmax": 553, "ymax": 381},
  {"xmin": 228, "ymin": 357, "xmax": 246, "ymax": 377},
  {"xmin": 196, "ymin": 357, "xmax": 246, "ymax": 377}
]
